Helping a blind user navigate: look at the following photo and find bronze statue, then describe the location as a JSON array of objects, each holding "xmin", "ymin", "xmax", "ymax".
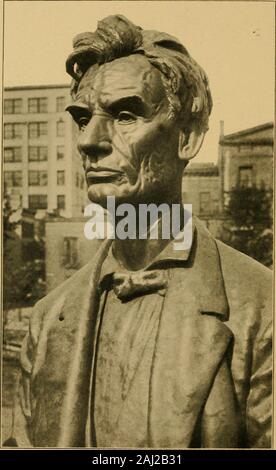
[{"xmin": 10, "ymin": 15, "xmax": 271, "ymax": 448}]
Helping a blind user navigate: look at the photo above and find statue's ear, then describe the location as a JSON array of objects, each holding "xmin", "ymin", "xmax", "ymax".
[
  {"xmin": 178, "ymin": 96, "xmax": 207, "ymax": 161},
  {"xmin": 178, "ymin": 127, "xmax": 205, "ymax": 162}
]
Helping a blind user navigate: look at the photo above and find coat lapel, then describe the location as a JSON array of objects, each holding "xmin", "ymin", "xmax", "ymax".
[
  {"xmin": 56, "ymin": 238, "xmax": 112, "ymax": 447},
  {"xmin": 148, "ymin": 221, "xmax": 234, "ymax": 447}
]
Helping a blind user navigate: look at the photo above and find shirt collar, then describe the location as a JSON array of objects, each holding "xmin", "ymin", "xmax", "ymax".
[
  {"xmin": 94, "ymin": 214, "xmax": 229, "ymax": 320},
  {"xmin": 100, "ymin": 212, "xmax": 196, "ymax": 278}
]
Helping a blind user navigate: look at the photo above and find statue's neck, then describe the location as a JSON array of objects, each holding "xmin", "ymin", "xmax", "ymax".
[{"xmin": 112, "ymin": 200, "xmax": 184, "ymax": 271}]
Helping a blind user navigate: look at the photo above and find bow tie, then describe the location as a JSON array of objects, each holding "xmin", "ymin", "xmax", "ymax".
[{"xmin": 111, "ymin": 270, "xmax": 168, "ymax": 300}]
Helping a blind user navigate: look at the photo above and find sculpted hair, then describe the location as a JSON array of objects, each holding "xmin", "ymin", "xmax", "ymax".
[{"xmin": 66, "ymin": 15, "xmax": 212, "ymax": 133}]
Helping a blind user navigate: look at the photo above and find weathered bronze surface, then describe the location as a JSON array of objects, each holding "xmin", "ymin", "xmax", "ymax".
[{"xmin": 9, "ymin": 15, "xmax": 272, "ymax": 448}]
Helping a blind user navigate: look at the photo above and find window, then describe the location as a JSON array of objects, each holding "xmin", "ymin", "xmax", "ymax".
[
  {"xmin": 63, "ymin": 237, "xmax": 78, "ymax": 268},
  {"xmin": 239, "ymin": 166, "xmax": 253, "ymax": 188},
  {"xmin": 28, "ymin": 97, "xmax": 48, "ymax": 113},
  {"xmin": 4, "ymin": 123, "xmax": 22, "ymax": 139},
  {"xmin": 57, "ymin": 170, "xmax": 65, "ymax": 185},
  {"xmin": 199, "ymin": 192, "xmax": 211, "ymax": 214},
  {"xmin": 4, "ymin": 98, "xmax": 22, "ymax": 114},
  {"xmin": 28, "ymin": 146, "xmax": 47, "ymax": 161},
  {"xmin": 56, "ymin": 96, "xmax": 65, "ymax": 112},
  {"xmin": 4, "ymin": 171, "xmax": 22, "ymax": 187},
  {"xmin": 57, "ymin": 195, "xmax": 65, "ymax": 210},
  {"xmin": 57, "ymin": 145, "xmax": 65, "ymax": 160},
  {"xmin": 29, "ymin": 171, "xmax": 48, "ymax": 186},
  {"xmin": 56, "ymin": 120, "xmax": 65, "ymax": 137},
  {"xmin": 76, "ymin": 173, "xmax": 85, "ymax": 189},
  {"xmin": 28, "ymin": 122, "xmax": 47, "ymax": 138},
  {"xmin": 4, "ymin": 147, "xmax": 22, "ymax": 162},
  {"xmin": 29, "ymin": 195, "xmax": 47, "ymax": 209}
]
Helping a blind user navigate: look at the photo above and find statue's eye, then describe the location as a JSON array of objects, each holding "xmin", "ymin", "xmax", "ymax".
[
  {"xmin": 78, "ymin": 116, "xmax": 90, "ymax": 131},
  {"xmin": 117, "ymin": 111, "xmax": 137, "ymax": 124}
]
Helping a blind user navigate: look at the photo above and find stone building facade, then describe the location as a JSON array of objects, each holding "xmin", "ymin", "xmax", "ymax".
[
  {"xmin": 3, "ymin": 85, "xmax": 87, "ymax": 219},
  {"xmin": 45, "ymin": 217, "xmax": 103, "ymax": 292},
  {"xmin": 218, "ymin": 122, "xmax": 273, "ymax": 210},
  {"xmin": 182, "ymin": 163, "xmax": 220, "ymax": 216}
]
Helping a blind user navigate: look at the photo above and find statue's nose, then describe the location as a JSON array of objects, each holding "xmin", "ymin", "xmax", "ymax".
[{"xmin": 77, "ymin": 115, "xmax": 113, "ymax": 160}]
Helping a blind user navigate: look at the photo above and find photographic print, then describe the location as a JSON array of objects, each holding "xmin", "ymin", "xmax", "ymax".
[{"xmin": 1, "ymin": 0, "xmax": 274, "ymax": 451}]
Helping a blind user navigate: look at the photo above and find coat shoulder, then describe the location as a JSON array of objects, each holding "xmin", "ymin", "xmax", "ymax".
[
  {"xmin": 216, "ymin": 239, "xmax": 272, "ymax": 289},
  {"xmin": 216, "ymin": 239, "xmax": 272, "ymax": 328}
]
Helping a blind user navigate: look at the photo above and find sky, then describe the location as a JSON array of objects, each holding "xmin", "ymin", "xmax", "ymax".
[{"xmin": 3, "ymin": 0, "xmax": 275, "ymax": 163}]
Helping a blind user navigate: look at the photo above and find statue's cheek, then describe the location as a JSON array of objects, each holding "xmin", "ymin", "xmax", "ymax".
[
  {"xmin": 111, "ymin": 118, "xmax": 176, "ymax": 172},
  {"xmin": 111, "ymin": 125, "xmax": 144, "ymax": 168}
]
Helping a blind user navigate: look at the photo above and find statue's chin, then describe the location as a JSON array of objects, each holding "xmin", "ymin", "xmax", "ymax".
[
  {"xmin": 87, "ymin": 183, "xmax": 133, "ymax": 208},
  {"xmin": 86, "ymin": 180, "xmax": 163, "ymax": 208}
]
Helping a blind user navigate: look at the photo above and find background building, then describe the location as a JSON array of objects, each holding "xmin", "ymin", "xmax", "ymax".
[
  {"xmin": 46, "ymin": 217, "xmax": 102, "ymax": 292},
  {"xmin": 218, "ymin": 122, "xmax": 273, "ymax": 210},
  {"xmin": 3, "ymin": 85, "xmax": 87, "ymax": 219},
  {"xmin": 182, "ymin": 162, "xmax": 220, "ymax": 216}
]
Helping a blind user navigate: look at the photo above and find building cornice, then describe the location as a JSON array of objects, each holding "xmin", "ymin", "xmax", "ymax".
[
  {"xmin": 219, "ymin": 138, "xmax": 273, "ymax": 146},
  {"xmin": 4, "ymin": 84, "xmax": 70, "ymax": 91},
  {"xmin": 220, "ymin": 122, "xmax": 273, "ymax": 142}
]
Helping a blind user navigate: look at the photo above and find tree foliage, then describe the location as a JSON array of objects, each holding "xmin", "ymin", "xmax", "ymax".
[
  {"xmin": 3, "ymin": 193, "xmax": 46, "ymax": 309},
  {"xmin": 223, "ymin": 186, "xmax": 273, "ymax": 267},
  {"xmin": 3, "ymin": 193, "xmax": 19, "ymax": 241}
]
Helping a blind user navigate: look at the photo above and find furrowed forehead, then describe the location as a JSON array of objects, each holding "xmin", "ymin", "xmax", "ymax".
[{"xmin": 75, "ymin": 55, "xmax": 166, "ymax": 108}]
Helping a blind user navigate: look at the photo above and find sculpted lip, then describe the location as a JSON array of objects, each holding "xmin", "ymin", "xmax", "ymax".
[
  {"xmin": 86, "ymin": 166, "xmax": 122, "ymax": 175},
  {"xmin": 86, "ymin": 168, "xmax": 123, "ymax": 183}
]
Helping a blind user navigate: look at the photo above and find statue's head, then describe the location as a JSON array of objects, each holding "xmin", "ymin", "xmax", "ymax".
[{"xmin": 66, "ymin": 15, "xmax": 212, "ymax": 207}]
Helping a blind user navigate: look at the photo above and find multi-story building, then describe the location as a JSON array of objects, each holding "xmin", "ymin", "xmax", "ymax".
[
  {"xmin": 218, "ymin": 122, "xmax": 273, "ymax": 210},
  {"xmin": 3, "ymin": 85, "xmax": 87, "ymax": 219},
  {"xmin": 182, "ymin": 162, "xmax": 220, "ymax": 217}
]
